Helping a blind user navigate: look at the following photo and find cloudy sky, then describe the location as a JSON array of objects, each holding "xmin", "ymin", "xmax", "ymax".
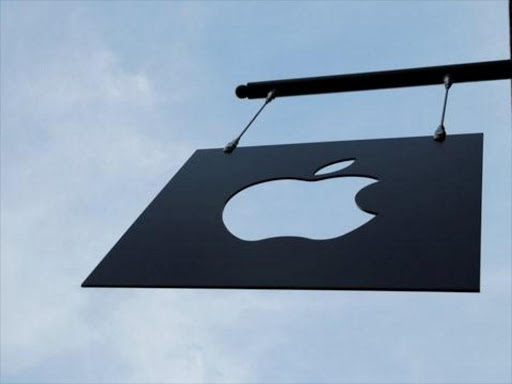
[{"xmin": 1, "ymin": 1, "xmax": 510, "ymax": 383}]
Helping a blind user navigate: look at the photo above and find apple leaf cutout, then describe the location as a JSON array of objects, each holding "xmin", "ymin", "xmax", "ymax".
[{"xmin": 314, "ymin": 159, "xmax": 355, "ymax": 176}]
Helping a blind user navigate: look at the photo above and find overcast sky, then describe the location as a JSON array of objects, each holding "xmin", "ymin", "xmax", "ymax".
[{"xmin": 1, "ymin": 1, "xmax": 511, "ymax": 383}]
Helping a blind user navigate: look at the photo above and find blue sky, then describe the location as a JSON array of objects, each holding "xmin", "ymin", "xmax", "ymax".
[{"xmin": 1, "ymin": 1, "xmax": 510, "ymax": 383}]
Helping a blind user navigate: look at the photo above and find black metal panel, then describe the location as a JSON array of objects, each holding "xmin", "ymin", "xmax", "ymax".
[
  {"xmin": 236, "ymin": 60, "xmax": 512, "ymax": 99},
  {"xmin": 83, "ymin": 134, "xmax": 483, "ymax": 292}
]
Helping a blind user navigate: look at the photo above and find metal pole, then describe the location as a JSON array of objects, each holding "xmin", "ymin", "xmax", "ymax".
[
  {"xmin": 509, "ymin": 1, "xmax": 511, "ymax": 103},
  {"xmin": 236, "ymin": 60, "xmax": 512, "ymax": 100}
]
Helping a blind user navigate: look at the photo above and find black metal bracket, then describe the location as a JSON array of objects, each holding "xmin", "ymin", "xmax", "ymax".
[{"xmin": 235, "ymin": 60, "xmax": 512, "ymax": 100}]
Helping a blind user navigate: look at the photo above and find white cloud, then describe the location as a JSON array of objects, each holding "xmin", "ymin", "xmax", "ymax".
[{"xmin": 0, "ymin": 3, "xmax": 194, "ymax": 380}]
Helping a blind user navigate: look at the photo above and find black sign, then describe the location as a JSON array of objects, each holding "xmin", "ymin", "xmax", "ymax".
[{"xmin": 83, "ymin": 134, "xmax": 483, "ymax": 292}]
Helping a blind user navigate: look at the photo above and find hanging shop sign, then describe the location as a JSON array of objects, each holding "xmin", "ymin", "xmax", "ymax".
[
  {"xmin": 83, "ymin": 134, "xmax": 483, "ymax": 292},
  {"xmin": 83, "ymin": 59, "xmax": 511, "ymax": 292}
]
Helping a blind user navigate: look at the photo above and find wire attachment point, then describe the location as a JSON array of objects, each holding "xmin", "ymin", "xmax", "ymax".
[{"xmin": 223, "ymin": 138, "xmax": 239, "ymax": 154}]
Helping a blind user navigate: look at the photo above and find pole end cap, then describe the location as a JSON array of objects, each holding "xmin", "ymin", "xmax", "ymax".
[{"xmin": 235, "ymin": 85, "xmax": 248, "ymax": 99}]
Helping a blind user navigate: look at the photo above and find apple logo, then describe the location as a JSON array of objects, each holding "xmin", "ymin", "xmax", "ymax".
[{"xmin": 222, "ymin": 159, "xmax": 378, "ymax": 241}]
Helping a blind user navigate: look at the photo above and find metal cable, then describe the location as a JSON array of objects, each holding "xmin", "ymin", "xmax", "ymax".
[
  {"xmin": 224, "ymin": 90, "xmax": 276, "ymax": 153},
  {"xmin": 434, "ymin": 75, "xmax": 453, "ymax": 142}
]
